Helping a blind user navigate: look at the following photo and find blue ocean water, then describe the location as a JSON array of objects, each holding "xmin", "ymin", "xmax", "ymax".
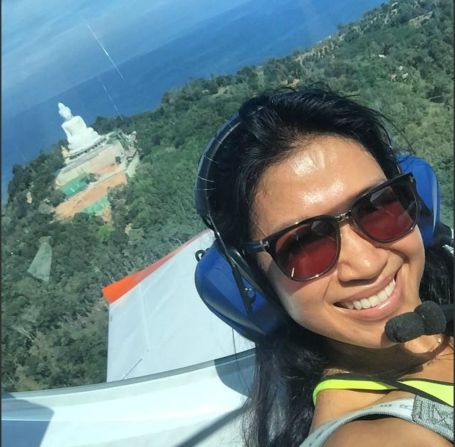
[{"xmin": 2, "ymin": 0, "xmax": 384, "ymax": 193}]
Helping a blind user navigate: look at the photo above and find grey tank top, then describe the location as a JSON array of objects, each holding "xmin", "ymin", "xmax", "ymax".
[{"xmin": 300, "ymin": 396, "xmax": 453, "ymax": 446}]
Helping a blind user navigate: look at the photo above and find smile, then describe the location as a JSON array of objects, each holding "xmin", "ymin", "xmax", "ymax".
[{"xmin": 337, "ymin": 279, "xmax": 396, "ymax": 310}]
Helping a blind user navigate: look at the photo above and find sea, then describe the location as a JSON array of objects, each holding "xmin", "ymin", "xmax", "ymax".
[{"xmin": 2, "ymin": 0, "xmax": 384, "ymax": 195}]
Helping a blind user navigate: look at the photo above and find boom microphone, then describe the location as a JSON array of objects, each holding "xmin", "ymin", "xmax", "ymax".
[
  {"xmin": 385, "ymin": 302, "xmax": 453, "ymax": 343},
  {"xmin": 415, "ymin": 301, "xmax": 452, "ymax": 334},
  {"xmin": 385, "ymin": 312, "xmax": 426, "ymax": 343}
]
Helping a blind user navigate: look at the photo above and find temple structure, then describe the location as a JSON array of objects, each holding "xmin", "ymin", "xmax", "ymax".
[{"xmin": 53, "ymin": 103, "xmax": 139, "ymax": 221}]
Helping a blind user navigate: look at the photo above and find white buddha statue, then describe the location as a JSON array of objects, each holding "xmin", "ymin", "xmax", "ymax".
[{"xmin": 58, "ymin": 103, "xmax": 103, "ymax": 153}]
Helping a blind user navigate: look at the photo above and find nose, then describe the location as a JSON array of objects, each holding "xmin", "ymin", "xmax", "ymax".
[{"xmin": 336, "ymin": 224, "xmax": 388, "ymax": 283}]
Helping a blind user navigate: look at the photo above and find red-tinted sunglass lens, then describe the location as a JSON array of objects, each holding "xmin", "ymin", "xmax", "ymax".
[
  {"xmin": 275, "ymin": 219, "xmax": 338, "ymax": 279},
  {"xmin": 354, "ymin": 182, "xmax": 416, "ymax": 242}
]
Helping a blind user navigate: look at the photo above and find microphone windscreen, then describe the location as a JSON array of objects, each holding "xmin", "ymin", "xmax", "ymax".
[
  {"xmin": 414, "ymin": 301, "xmax": 447, "ymax": 334},
  {"xmin": 385, "ymin": 312, "xmax": 425, "ymax": 343}
]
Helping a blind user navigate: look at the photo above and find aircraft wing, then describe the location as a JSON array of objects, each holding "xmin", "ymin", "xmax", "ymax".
[{"xmin": 2, "ymin": 230, "xmax": 255, "ymax": 446}]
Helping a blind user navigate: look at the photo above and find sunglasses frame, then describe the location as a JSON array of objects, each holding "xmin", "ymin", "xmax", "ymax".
[{"xmin": 244, "ymin": 173, "xmax": 419, "ymax": 281}]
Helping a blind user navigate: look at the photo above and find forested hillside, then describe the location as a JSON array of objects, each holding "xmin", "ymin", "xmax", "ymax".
[{"xmin": 2, "ymin": 0, "xmax": 452, "ymax": 391}]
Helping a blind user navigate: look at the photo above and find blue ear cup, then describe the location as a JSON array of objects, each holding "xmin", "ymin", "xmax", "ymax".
[
  {"xmin": 194, "ymin": 110, "xmax": 287, "ymax": 342},
  {"xmin": 397, "ymin": 154, "xmax": 442, "ymax": 246},
  {"xmin": 194, "ymin": 241, "xmax": 285, "ymax": 341}
]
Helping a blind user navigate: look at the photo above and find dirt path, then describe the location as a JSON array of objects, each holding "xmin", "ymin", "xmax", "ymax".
[{"xmin": 55, "ymin": 172, "xmax": 127, "ymax": 220}]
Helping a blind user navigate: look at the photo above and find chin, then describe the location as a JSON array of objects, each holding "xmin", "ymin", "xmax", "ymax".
[{"xmin": 323, "ymin": 323, "xmax": 398, "ymax": 352}]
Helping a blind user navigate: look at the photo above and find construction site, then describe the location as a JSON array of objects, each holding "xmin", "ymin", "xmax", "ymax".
[{"xmin": 53, "ymin": 130, "xmax": 139, "ymax": 221}]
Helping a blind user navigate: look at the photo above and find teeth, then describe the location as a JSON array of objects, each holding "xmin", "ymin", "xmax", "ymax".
[
  {"xmin": 385, "ymin": 281, "xmax": 394, "ymax": 295},
  {"xmin": 339, "ymin": 278, "xmax": 396, "ymax": 310},
  {"xmin": 353, "ymin": 301, "xmax": 362, "ymax": 310},
  {"xmin": 368, "ymin": 295, "xmax": 380, "ymax": 307}
]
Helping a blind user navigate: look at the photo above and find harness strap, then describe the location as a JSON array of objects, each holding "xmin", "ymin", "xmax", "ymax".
[{"xmin": 313, "ymin": 374, "xmax": 453, "ymax": 407}]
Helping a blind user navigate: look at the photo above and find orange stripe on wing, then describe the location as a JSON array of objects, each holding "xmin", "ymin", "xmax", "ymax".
[{"xmin": 102, "ymin": 233, "xmax": 203, "ymax": 303}]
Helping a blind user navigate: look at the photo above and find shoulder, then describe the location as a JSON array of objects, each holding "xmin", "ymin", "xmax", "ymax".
[
  {"xmin": 311, "ymin": 388, "xmax": 384, "ymax": 429},
  {"xmin": 323, "ymin": 417, "xmax": 452, "ymax": 447}
]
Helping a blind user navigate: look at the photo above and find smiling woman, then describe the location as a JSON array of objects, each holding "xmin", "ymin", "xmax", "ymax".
[
  {"xmin": 194, "ymin": 87, "xmax": 453, "ymax": 446},
  {"xmin": 252, "ymin": 137, "xmax": 425, "ymax": 350}
]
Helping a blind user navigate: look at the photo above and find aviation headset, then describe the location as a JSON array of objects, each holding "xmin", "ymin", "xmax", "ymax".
[{"xmin": 194, "ymin": 107, "xmax": 452, "ymax": 342}]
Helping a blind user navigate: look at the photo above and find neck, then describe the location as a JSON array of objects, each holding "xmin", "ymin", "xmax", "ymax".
[{"xmin": 324, "ymin": 334, "xmax": 449, "ymax": 378}]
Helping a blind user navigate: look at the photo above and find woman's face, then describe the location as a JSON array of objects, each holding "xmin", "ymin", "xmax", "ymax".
[{"xmin": 252, "ymin": 135, "xmax": 425, "ymax": 348}]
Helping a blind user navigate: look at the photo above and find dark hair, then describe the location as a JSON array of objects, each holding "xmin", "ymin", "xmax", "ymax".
[{"xmin": 207, "ymin": 87, "xmax": 453, "ymax": 446}]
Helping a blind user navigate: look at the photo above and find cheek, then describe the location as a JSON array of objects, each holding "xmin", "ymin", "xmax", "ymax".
[
  {"xmin": 270, "ymin": 270, "xmax": 329, "ymax": 330},
  {"xmin": 405, "ymin": 228, "xmax": 425, "ymax": 281},
  {"xmin": 255, "ymin": 253, "xmax": 307, "ymax": 320},
  {"xmin": 415, "ymin": 230, "xmax": 425, "ymax": 284}
]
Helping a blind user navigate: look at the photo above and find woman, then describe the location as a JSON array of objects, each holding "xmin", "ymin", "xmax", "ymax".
[{"xmin": 195, "ymin": 88, "xmax": 453, "ymax": 446}]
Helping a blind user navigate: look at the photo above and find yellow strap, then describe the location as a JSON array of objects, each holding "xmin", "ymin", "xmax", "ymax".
[{"xmin": 312, "ymin": 378, "xmax": 453, "ymax": 407}]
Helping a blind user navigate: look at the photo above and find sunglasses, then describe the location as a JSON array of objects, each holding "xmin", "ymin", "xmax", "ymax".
[{"xmin": 244, "ymin": 173, "xmax": 419, "ymax": 281}]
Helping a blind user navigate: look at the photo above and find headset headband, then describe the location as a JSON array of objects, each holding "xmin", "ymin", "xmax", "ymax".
[{"xmin": 195, "ymin": 112, "xmax": 241, "ymax": 226}]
